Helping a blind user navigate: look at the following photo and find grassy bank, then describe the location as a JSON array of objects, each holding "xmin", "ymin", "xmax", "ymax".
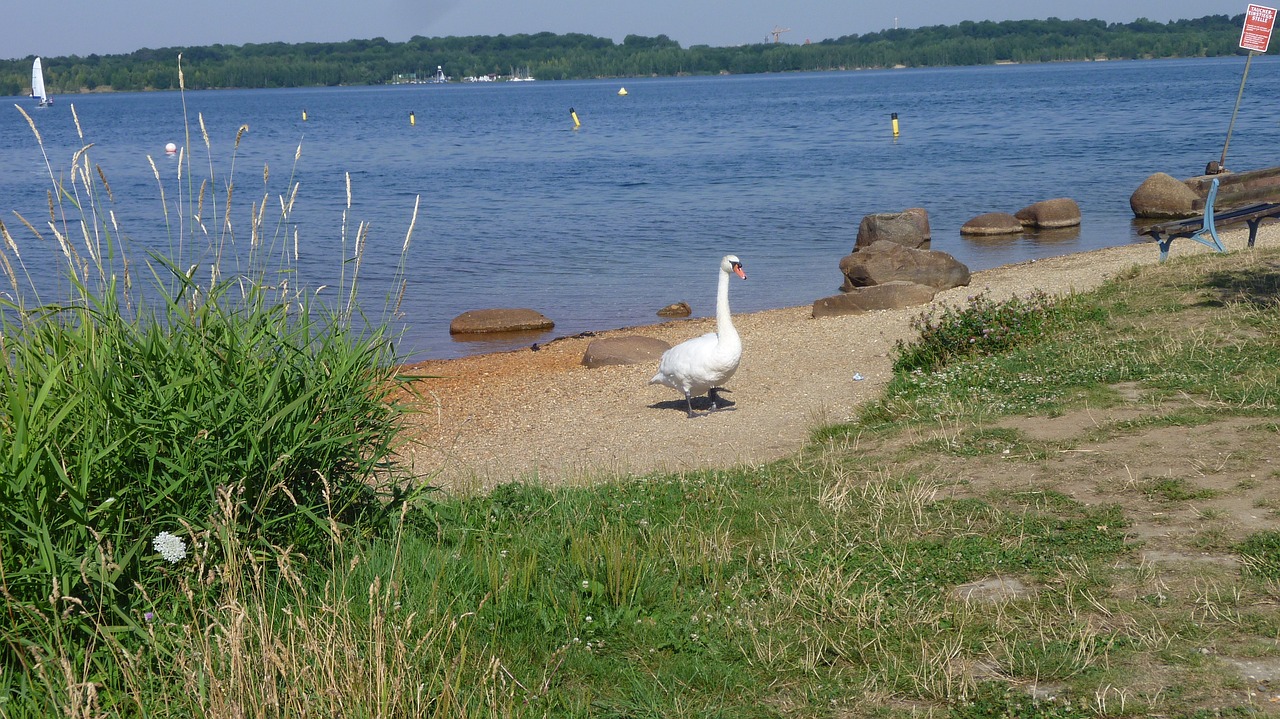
[{"xmin": 5, "ymin": 226, "xmax": 1279, "ymax": 715}]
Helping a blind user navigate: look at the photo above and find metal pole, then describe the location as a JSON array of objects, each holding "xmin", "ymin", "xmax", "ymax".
[{"xmin": 1221, "ymin": 51, "xmax": 1255, "ymax": 170}]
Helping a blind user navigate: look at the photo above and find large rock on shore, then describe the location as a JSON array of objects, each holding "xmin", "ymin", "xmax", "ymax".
[
  {"xmin": 1015, "ymin": 198, "xmax": 1081, "ymax": 228},
  {"xmin": 854, "ymin": 208, "xmax": 931, "ymax": 250},
  {"xmin": 1130, "ymin": 172, "xmax": 1199, "ymax": 219},
  {"xmin": 581, "ymin": 336, "xmax": 671, "ymax": 367},
  {"xmin": 838, "ymin": 241, "xmax": 970, "ymax": 291},
  {"xmin": 813, "ymin": 281, "xmax": 938, "ymax": 318},
  {"xmin": 449, "ymin": 308, "xmax": 555, "ymax": 335}
]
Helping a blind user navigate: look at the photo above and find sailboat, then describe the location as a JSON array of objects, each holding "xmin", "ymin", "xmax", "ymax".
[{"xmin": 31, "ymin": 57, "xmax": 53, "ymax": 107}]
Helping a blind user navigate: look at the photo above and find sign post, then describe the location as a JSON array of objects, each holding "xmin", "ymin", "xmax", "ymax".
[{"xmin": 1218, "ymin": 4, "xmax": 1276, "ymax": 172}]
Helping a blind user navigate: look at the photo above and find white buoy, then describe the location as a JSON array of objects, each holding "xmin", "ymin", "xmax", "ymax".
[
  {"xmin": 618, "ymin": 87, "xmax": 628, "ymax": 96},
  {"xmin": 165, "ymin": 142, "xmax": 177, "ymax": 154}
]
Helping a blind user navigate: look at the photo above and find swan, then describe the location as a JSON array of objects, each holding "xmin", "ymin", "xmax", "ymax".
[{"xmin": 649, "ymin": 255, "xmax": 746, "ymax": 417}]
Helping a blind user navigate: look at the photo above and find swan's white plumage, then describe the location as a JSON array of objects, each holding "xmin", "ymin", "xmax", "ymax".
[{"xmin": 649, "ymin": 255, "xmax": 745, "ymax": 417}]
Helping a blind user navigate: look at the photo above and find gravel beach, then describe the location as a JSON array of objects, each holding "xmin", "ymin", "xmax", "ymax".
[{"xmin": 396, "ymin": 226, "xmax": 1274, "ymax": 491}]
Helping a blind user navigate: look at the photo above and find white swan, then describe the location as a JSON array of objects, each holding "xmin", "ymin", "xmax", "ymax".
[{"xmin": 649, "ymin": 255, "xmax": 746, "ymax": 417}]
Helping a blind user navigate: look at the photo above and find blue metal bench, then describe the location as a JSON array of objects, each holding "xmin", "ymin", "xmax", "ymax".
[{"xmin": 1139, "ymin": 177, "xmax": 1280, "ymax": 262}]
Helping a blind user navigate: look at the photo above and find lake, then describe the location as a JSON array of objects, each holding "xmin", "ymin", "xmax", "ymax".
[{"xmin": 3, "ymin": 56, "xmax": 1279, "ymax": 359}]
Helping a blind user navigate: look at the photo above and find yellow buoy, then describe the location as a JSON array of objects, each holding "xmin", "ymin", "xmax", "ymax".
[
  {"xmin": 570, "ymin": 107, "xmax": 580, "ymax": 129},
  {"xmin": 302, "ymin": 109, "xmax": 308, "ymax": 121},
  {"xmin": 891, "ymin": 112, "xmax": 900, "ymax": 138},
  {"xmin": 410, "ymin": 111, "xmax": 416, "ymax": 127},
  {"xmin": 618, "ymin": 87, "xmax": 628, "ymax": 96}
]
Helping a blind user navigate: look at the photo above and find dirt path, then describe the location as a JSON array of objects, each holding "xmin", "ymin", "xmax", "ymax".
[{"xmin": 395, "ymin": 231, "xmax": 1268, "ymax": 491}]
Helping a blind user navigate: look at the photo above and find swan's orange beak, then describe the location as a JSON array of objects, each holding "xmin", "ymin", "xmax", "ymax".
[{"xmin": 732, "ymin": 263, "xmax": 746, "ymax": 280}]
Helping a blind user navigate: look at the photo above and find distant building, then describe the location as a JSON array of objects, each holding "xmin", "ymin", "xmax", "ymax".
[{"xmin": 389, "ymin": 67, "xmax": 448, "ymax": 85}]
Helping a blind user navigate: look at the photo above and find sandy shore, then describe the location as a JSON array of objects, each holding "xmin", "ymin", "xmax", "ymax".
[{"xmin": 396, "ymin": 226, "xmax": 1275, "ymax": 491}]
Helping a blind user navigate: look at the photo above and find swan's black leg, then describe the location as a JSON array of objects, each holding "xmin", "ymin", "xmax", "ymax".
[
  {"xmin": 684, "ymin": 392, "xmax": 699, "ymax": 418},
  {"xmin": 707, "ymin": 387, "xmax": 734, "ymax": 412}
]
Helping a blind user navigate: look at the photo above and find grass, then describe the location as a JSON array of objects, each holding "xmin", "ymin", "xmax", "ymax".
[
  {"xmin": 1, "ymin": 60, "xmax": 427, "ymax": 717},
  {"xmin": 5, "ymin": 64, "xmax": 1280, "ymax": 715}
]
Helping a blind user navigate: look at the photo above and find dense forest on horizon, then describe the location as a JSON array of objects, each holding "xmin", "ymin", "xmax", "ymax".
[{"xmin": 0, "ymin": 14, "xmax": 1263, "ymax": 96}]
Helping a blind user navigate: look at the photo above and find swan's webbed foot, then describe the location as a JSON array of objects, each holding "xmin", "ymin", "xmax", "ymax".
[{"xmin": 707, "ymin": 387, "xmax": 736, "ymax": 413}]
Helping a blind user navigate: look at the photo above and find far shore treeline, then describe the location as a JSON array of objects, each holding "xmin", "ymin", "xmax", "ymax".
[{"xmin": 0, "ymin": 14, "xmax": 1262, "ymax": 95}]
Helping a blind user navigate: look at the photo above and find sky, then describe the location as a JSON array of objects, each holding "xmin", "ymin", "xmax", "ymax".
[{"xmin": 2, "ymin": 0, "xmax": 1259, "ymax": 61}]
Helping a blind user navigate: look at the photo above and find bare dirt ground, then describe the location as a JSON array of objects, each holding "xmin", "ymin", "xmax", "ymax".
[{"xmin": 396, "ymin": 229, "xmax": 1272, "ymax": 491}]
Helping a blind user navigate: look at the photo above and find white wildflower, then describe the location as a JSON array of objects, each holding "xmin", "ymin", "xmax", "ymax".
[{"xmin": 152, "ymin": 531, "xmax": 188, "ymax": 564}]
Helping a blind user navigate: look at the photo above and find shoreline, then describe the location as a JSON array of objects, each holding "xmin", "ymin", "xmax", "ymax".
[
  {"xmin": 396, "ymin": 230, "xmax": 1270, "ymax": 491},
  {"xmin": 408, "ymin": 238, "xmax": 1147, "ymax": 363},
  {"xmin": 404, "ymin": 239, "xmax": 1147, "ymax": 368}
]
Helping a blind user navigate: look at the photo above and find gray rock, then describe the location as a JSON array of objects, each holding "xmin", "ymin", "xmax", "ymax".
[
  {"xmin": 581, "ymin": 336, "xmax": 671, "ymax": 367},
  {"xmin": 960, "ymin": 212, "xmax": 1024, "ymax": 235},
  {"xmin": 1130, "ymin": 172, "xmax": 1200, "ymax": 219},
  {"xmin": 838, "ymin": 240, "xmax": 971, "ymax": 291},
  {"xmin": 449, "ymin": 308, "xmax": 555, "ymax": 335},
  {"xmin": 1015, "ymin": 198, "xmax": 1081, "ymax": 228},
  {"xmin": 854, "ymin": 208, "xmax": 931, "ymax": 250},
  {"xmin": 813, "ymin": 281, "xmax": 938, "ymax": 317}
]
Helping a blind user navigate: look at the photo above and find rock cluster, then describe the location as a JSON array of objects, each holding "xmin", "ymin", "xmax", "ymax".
[
  {"xmin": 461, "ymin": 196, "xmax": 1090, "ymax": 361},
  {"xmin": 815, "ymin": 208, "xmax": 971, "ymax": 318},
  {"xmin": 960, "ymin": 198, "xmax": 1081, "ymax": 235}
]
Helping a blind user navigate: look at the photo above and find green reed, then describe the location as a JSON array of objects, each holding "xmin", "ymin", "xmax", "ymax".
[{"xmin": 1, "ymin": 55, "xmax": 427, "ymax": 715}]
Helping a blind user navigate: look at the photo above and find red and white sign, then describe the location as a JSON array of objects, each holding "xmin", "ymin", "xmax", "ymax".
[{"xmin": 1240, "ymin": 3, "xmax": 1277, "ymax": 53}]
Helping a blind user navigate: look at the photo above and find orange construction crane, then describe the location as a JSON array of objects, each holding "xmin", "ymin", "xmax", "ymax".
[{"xmin": 771, "ymin": 26, "xmax": 791, "ymax": 43}]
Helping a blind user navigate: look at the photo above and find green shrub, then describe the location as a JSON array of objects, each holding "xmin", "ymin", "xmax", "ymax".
[{"xmin": 893, "ymin": 290, "xmax": 1068, "ymax": 374}]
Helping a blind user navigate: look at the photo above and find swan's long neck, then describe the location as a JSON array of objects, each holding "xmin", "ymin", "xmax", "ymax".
[{"xmin": 715, "ymin": 266, "xmax": 739, "ymax": 347}]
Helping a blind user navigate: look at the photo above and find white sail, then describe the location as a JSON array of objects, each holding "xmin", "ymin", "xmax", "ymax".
[{"xmin": 31, "ymin": 58, "xmax": 50, "ymax": 106}]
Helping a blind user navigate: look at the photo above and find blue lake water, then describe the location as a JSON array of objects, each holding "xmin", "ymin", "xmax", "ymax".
[{"xmin": 3, "ymin": 57, "xmax": 1280, "ymax": 360}]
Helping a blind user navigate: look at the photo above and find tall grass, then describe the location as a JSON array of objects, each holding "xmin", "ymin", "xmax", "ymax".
[{"xmin": 1, "ymin": 56, "xmax": 430, "ymax": 714}]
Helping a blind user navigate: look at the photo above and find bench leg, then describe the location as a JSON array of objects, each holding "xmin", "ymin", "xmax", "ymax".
[
  {"xmin": 1210, "ymin": 226, "xmax": 1226, "ymax": 252},
  {"xmin": 1202, "ymin": 178, "xmax": 1225, "ymax": 252},
  {"xmin": 1248, "ymin": 219, "xmax": 1261, "ymax": 248},
  {"xmin": 1157, "ymin": 237, "xmax": 1172, "ymax": 262},
  {"xmin": 1188, "ymin": 228, "xmax": 1226, "ymax": 253}
]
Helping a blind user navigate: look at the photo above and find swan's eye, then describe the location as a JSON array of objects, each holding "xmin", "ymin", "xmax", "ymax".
[{"xmin": 732, "ymin": 262, "xmax": 742, "ymax": 269}]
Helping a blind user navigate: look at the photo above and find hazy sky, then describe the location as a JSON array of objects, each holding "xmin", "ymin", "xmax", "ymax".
[{"xmin": 3, "ymin": 0, "xmax": 1257, "ymax": 61}]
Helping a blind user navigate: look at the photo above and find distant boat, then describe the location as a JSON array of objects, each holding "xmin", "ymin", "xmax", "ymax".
[
  {"xmin": 508, "ymin": 67, "xmax": 536, "ymax": 82},
  {"xmin": 31, "ymin": 57, "xmax": 52, "ymax": 107}
]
